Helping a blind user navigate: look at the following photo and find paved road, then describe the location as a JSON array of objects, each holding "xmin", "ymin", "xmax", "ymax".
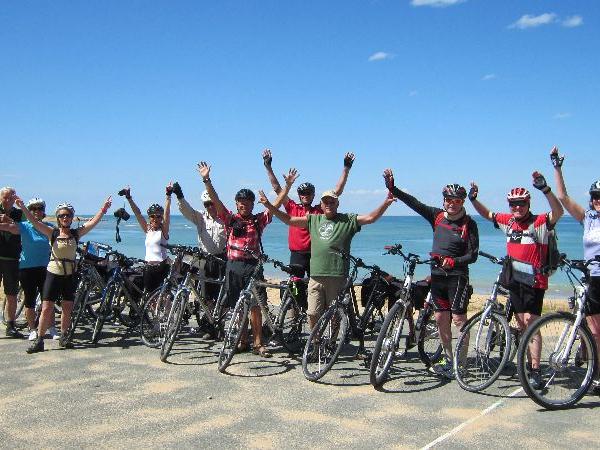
[{"xmin": 1, "ymin": 322, "xmax": 599, "ymax": 449}]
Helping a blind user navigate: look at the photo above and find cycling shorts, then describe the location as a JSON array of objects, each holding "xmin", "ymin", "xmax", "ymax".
[
  {"xmin": 0, "ymin": 259, "xmax": 19, "ymax": 296},
  {"xmin": 143, "ymin": 260, "xmax": 170, "ymax": 293},
  {"xmin": 224, "ymin": 259, "xmax": 266, "ymax": 309},
  {"xmin": 508, "ymin": 282, "xmax": 545, "ymax": 316},
  {"xmin": 430, "ymin": 274, "xmax": 471, "ymax": 315},
  {"xmin": 19, "ymin": 267, "xmax": 46, "ymax": 308},
  {"xmin": 42, "ymin": 271, "xmax": 75, "ymax": 302},
  {"xmin": 585, "ymin": 276, "xmax": 600, "ymax": 316},
  {"xmin": 289, "ymin": 251, "xmax": 311, "ymax": 278}
]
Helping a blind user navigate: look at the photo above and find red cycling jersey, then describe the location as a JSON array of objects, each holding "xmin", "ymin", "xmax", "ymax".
[{"xmin": 285, "ymin": 199, "xmax": 323, "ymax": 252}]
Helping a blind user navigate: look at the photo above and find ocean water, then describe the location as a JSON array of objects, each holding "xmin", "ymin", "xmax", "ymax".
[{"xmin": 82, "ymin": 215, "xmax": 585, "ymax": 299}]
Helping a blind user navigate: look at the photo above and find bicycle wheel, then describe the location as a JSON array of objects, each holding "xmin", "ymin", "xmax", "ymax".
[
  {"xmin": 369, "ymin": 300, "xmax": 409, "ymax": 387},
  {"xmin": 91, "ymin": 282, "xmax": 118, "ymax": 344},
  {"xmin": 64, "ymin": 279, "xmax": 90, "ymax": 343},
  {"xmin": 517, "ymin": 312, "xmax": 598, "ymax": 410},
  {"xmin": 417, "ymin": 307, "xmax": 443, "ymax": 367},
  {"xmin": 359, "ymin": 299, "xmax": 385, "ymax": 355},
  {"xmin": 218, "ymin": 295, "xmax": 249, "ymax": 373},
  {"xmin": 140, "ymin": 287, "xmax": 172, "ymax": 348},
  {"xmin": 160, "ymin": 290, "xmax": 187, "ymax": 362},
  {"xmin": 277, "ymin": 293, "xmax": 308, "ymax": 354},
  {"xmin": 302, "ymin": 305, "xmax": 349, "ymax": 382},
  {"xmin": 454, "ymin": 311, "xmax": 511, "ymax": 392}
]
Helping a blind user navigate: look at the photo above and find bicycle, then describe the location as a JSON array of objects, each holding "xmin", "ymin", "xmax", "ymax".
[
  {"xmin": 516, "ymin": 254, "xmax": 600, "ymax": 409},
  {"xmin": 90, "ymin": 251, "xmax": 146, "ymax": 344},
  {"xmin": 160, "ymin": 245, "xmax": 227, "ymax": 362},
  {"xmin": 218, "ymin": 247, "xmax": 308, "ymax": 373},
  {"xmin": 369, "ymin": 244, "xmax": 442, "ymax": 387},
  {"xmin": 453, "ymin": 251, "xmax": 518, "ymax": 392},
  {"xmin": 301, "ymin": 247, "xmax": 392, "ymax": 382}
]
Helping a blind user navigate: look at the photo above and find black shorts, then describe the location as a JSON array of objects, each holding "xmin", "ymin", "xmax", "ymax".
[
  {"xmin": 509, "ymin": 282, "xmax": 545, "ymax": 316},
  {"xmin": 205, "ymin": 253, "xmax": 227, "ymax": 301},
  {"xmin": 224, "ymin": 259, "xmax": 266, "ymax": 308},
  {"xmin": 0, "ymin": 259, "xmax": 20, "ymax": 296},
  {"xmin": 585, "ymin": 276, "xmax": 600, "ymax": 316},
  {"xmin": 143, "ymin": 260, "xmax": 170, "ymax": 293},
  {"xmin": 430, "ymin": 274, "xmax": 471, "ymax": 315},
  {"xmin": 42, "ymin": 271, "xmax": 76, "ymax": 302},
  {"xmin": 19, "ymin": 267, "xmax": 47, "ymax": 308},
  {"xmin": 290, "ymin": 251, "xmax": 311, "ymax": 277}
]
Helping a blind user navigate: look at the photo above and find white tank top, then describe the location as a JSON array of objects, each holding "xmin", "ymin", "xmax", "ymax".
[{"xmin": 145, "ymin": 229, "xmax": 168, "ymax": 262}]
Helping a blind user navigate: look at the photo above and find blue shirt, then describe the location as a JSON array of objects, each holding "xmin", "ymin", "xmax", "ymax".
[{"xmin": 18, "ymin": 221, "xmax": 51, "ymax": 269}]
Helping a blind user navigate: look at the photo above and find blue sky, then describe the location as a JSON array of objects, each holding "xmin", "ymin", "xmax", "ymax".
[{"xmin": 2, "ymin": 0, "xmax": 598, "ymax": 215}]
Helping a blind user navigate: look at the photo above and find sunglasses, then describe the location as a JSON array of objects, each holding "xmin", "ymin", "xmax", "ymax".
[
  {"xmin": 149, "ymin": 214, "xmax": 163, "ymax": 219},
  {"xmin": 509, "ymin": 201, "xmax": 528, "ymax": 208},
  {"xmin": 203, "ymin": 202, "xmax": 214, "ymax": 208},
  {"xmin": 57, "ymin": 213, "xmax": 73, "ymax": 219},
  {"xmin": 591, "ymin": 194, "xmax": 600, "ymax": 201},
  {"xmin": 29, "ymin": 206, "xmax": 45, "ymax": 212},
  {"xmin": 298, "ymin": 190, "xmax": 314, "ymax": 197},
  {"xmin": 444, "ymin": 197, "xmax": 464, "ymax": 204}
]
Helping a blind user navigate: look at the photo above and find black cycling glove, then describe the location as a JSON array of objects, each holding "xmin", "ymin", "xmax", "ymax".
[
  {"xmin": 344, "ymin": 154, "xmax": 354, "ymax": 169},
  {"xmin": 468, "ymin": 186, "xmax": 478, "ymax": 201},
  {"xmin": 550, "ymin": 152, "xmax": 564, "ymax": 168},
  {"xmin": 263, "ymin": 152, "xmax": 272, "ymax": 167},
  {"xmin": 533, "ymin": 173, "xmax": 551, "ymax": 194},
  {"xmin": 172, "ymin": 182, "xmax": 184, "ymax": 199}
]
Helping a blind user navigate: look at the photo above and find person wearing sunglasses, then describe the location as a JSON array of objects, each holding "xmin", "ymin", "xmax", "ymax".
[
  {"xmin": 382, "ymin": 170, "xmax": 479, "ymax": 379},
  {"xmin": 171, "ymin": 182, "xmax": 227, "ymax": 312},
  {"xmin": 550, "ymin": 146, "xmax": 600, "ymax": 392},
  {"xmin": 0, "ymin": 186, "xmax": 25, "ymax": 338},
  {"xmin": 469, "ymin": 172, "xmax": 563, "ymax": 389},
  {"xmin": 261, "ymin": 149, "xmax": 355, "ymax": 282},
  {"xmin": 0, "ymin": 198, "xmax": 53, "ymax": 340},
  {"xmin": 14, "ymin": 196, "xmax": 112, "ymax": 353},
  {"xmin": 122, "ymin": 185, "xmax": 172, "ymax": 294},
  {"xmin": 198, "ymin": 161, "xmax": 273, "ymax": 358}
]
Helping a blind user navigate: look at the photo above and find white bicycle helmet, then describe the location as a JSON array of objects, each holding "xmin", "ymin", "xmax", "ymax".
[
  {"xmin": 26, "ymin": 197, "xmax": 46, "ymax": 209},
  {"xmin": 55, "ymin": 202, "xmax": 75, "ymax": 215},
  {"xmin": 201, "ymin": 190, "xmax": 212, "ymax": 203}
]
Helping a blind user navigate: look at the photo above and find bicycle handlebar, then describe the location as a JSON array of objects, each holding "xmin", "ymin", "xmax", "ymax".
[
  {"xmin": 478, "ymin": 251, "xmax": 504, "ymax": 265},
  {"xmin": 330, "ymin": 246, "xmax": 380, "ymax": 272}
]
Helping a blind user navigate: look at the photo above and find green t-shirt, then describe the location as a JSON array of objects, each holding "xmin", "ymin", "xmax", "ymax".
[{"xmin": 307, "ymin": 213, "xmax": 361, "ymax": 277}]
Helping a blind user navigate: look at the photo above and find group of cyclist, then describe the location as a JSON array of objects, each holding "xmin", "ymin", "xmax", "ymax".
[{"xmin": 1, "ymin": 147, "xmax": 599, "ymax": 392}]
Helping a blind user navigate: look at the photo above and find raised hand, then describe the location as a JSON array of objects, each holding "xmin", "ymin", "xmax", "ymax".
[
  {"xmin": 384, "ymin": 190, "xmax": 397, "ymax": 205},
  {"xmin": 383, "ymin": 168, "xmax": 395, "ymax": 191},
  {"xmin": 172, "ymin": 182, "xmax": 184, "ymax": 199},
  {"xmin": 165, "ymin": 182, "xmax": 173, "ymax": 197},
  {"xmin": 262, "ymin": 149, "xmax": 273, "ymax": 167},
  {"xmin": 282, "ymin": 168, "xmax": 299, "ymax": 187},
  {"xmin": 468, "ymin": 182, "xmax": 478, "ymax": 201},
  {"xmin": 550, "ymin": 146, "xmax": 564, "ymax": 168},
  {"xmin": 344, "ymin": 152, "xmax": 355, "ymax": 169},
  {"xmin": 532, "ymin": 171, "xmax": 550, "ymax": 193},
  {"xmin": 14, "ymin": 196, "xmax": 25, "ymax": 210},
  {"xmin": 257, "ymin": 190, "xmax": 271, "ymax": 206},
  {"xmin": 118, "ymin": 186, "xmax": 131, "ymax": 199},
  {"xmin": 197, "ymin": 161, "xmax": 211, "ymax": 180},
  {"xmin": 102, "ymin": 196, "xmax": 113, "ymax": 213}
]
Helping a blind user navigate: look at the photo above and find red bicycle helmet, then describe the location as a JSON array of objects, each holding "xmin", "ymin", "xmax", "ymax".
[{"xmin": 507, "ymin": 187, "xmax": 531, "ymax": 202}]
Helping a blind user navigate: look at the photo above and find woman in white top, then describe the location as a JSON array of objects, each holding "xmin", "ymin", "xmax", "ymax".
[{"xmin": 123, "ymin": 185, "xmax": 171, "ymax": 293}]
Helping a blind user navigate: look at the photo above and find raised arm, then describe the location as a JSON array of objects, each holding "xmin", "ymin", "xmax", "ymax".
[
  {"xmin": 121, "ymin": 187, "xmax": 148, "ymax": 232},
  {"xmin": 163, "ymin": 183, "xmax": 172, "ymax": 238},
  {"xmin": 258, "ymin": 190, "xmax": 308, "ymax": 228},
  {"xmin": 532, "ymin": 171, "xmax": 564, "ymax": 226},
  {"xmin": 357, "ymin": 191, "xmax": 395, "ymax": 225},
  {"xmin": 272, "ymin": 168, "xmax": 299, "ymax": 209},
  {"xmin": 79, "ymin": 196, "xmax": 112, "ymax": 238},
  {"xmin": 550, "ymin": 146, "xmax": 585, "ymax": 222},
  {"xmin": 332, "ymin": 152, "xmax": 355, "ymax": 196},
  {"xmin": 14, "ymin": 197, "xmax": 53, "ymax": 239},
  {"xmin": 383, "ymin": 168, "xmax": 439, "ymax": 223},
  {"xmin": 467, "ymin": 182, "xmax": 494, "ymax": 222},
  {"xmin": 198, "ymin": 161, "xmax": 227, "ymax": 217},
  {"xmin": 172, "ymin": 182, "xmax": 201, "ymax": 225}
]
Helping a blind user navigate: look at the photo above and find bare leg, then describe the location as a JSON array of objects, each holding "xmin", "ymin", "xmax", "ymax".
[
  {"xmin": 435, "ymin": 310, "xmax": 453, "ymax": 360},
  {"xmin": 25, "ymin": 307, "xmax": 36, "ymax": 330},
  {"xmin": 586, "ymin": 314, "xmax": 600, "ymax": 371},
  {"xmin": 60, "ymin": 300, "xmax": 73, "ymax": 335},
  {"xmin": 250, "ymin": 305, "xmax": 263, "ymax": 348},
  {"xmin": 37, "ymin": 300, "xmax": 55, "ymax": 337},
  {"xmin": 4, "ymin": 294, "xmax": 17, "ymax": 322},
  {"xmin": 452, "ymin": 313, "xmax": 468, "ymax": 364}
]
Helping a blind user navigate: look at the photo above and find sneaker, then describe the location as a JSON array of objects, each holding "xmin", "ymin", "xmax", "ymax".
[
  {"xmin": 28, "ymin": 329, "xmax": 38, "ymax": 341},
  {"xmin": 46, "ymin": 326, "xmax": 60, "ymax": 340},
  {"xmin": 432, "ymin": 357, "xmax": 455, "ymax": 380},
  {"xmin": 58, "ymin": 336, "xmax": 74, "ymax": 349},
  {"xmin": 590, "ymin": 380, "xmax": 600, "ymax": 395},
  {"xmin": 5, "ymin": 325, "xmax": 24, "ymax": 339},
  {"xmin": 26, "ymin": 337, "xmax": 44, "ymax": 354},
  {"xmin": 528, "ymin": 368, "xmax": 544, "ymax": 390}
]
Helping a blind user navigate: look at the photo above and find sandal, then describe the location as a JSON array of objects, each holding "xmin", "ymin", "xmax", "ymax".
[{"xmin": 253, "ymin": 345, "xmax": 272, "ymax": 358}]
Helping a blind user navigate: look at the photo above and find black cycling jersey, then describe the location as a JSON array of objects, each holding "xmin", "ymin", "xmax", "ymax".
[
  {"xmin": 390, "ymin": 187, "xmax": 479, "ymax": 276},
  {"xmin": 0, "ymin": 206, "xmax": 23, "ymax": 259}
]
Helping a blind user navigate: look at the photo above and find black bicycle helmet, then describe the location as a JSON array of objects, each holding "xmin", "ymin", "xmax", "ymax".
[
  {"xmin": 297, "ymin": 182, "xmax": 315, "ymax": 196},
  {"xmin": 147, "ymin": 204, "xmax": 164, "ymax": 215},
  {"xmin": 235, "ymin": 188, "xmax": 255, "ymax": 202},
  {"xmin": 589, "ymin": 180, "xmax": 600, "ymax": 195},
  {"xmin": 442, "ymin": 184, "xmax": 467, "ymax": 200}
]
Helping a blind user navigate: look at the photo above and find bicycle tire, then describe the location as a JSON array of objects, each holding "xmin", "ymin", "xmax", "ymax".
[
  {"xmin": 64, "ymin": 279, "xmax": 90, "ymax": 343},
  {"xmin": 417, "ymin": 307, "xmax": 443, "ymax": 368},
  {"xmin": 277, "ymin": 293, "xmax": 308, "ymax": 354},
  {"xmin": 454, "ymin": 311, "xmax": 512, "ymax": 392},
  {"xmin": 160, "ymin": 290, "xmax": 187, "ymax": 362},
  {"xmin": 140, "ymin": 287, "xmax": 172, "ymax": 348},
  {"xmin": 517, "ymin": 312, "xmax": 598, "ymax": 410},
  {"xmin": 218, "ymin": 295, "xmax": 249, "ymax": 373},
  {"xmin": 302, "ymin": 305, "xmax": 349, "ymax": 382},
  {"xmin": 91, "ymin": 282, "xmax": 118, "ymax": 344},
  {"xmin": 369, "ymin": 300, "xmax": 408, "ymax": 387}
]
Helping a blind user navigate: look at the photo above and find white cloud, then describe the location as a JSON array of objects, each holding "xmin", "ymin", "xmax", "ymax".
[
  {"xmin": 554, "ymin": 112, "xmax": 572, "ymax": 120},
  {"xmin": 509, "ymin": 13, "xmax": 557, "ymax": 29},
  {"xmin": 408, "ymin": 90, "xmax": 419, "ymax": 96},
  {"xmin": 411, "ymin": 0, "xmax": 464, "ymax": 7},
  {"xmin": 482, "ymin": 73, "xmax": 496, "ymax": 81},
  {"xmin": 368, "ymin": 52, "xmax": 394, "ymax": 62},
  {"xmin": 562, "ymin": 15, "xmax": 583, "ymax": 28}
]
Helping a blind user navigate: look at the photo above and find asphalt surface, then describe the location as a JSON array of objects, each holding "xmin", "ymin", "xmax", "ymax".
[{"xmin": 1, "ymin": 319, "xmax": 600, "ymax": 450}]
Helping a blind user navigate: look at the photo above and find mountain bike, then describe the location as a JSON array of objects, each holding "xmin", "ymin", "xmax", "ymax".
[
  {"xmin": 369, "ymin": 244, "xmax": 442, "ymax": 387},
  {"xmin": 517, "ymin": 254, "xmax": 600, "ymax": 409},
  {"xmin": 218, "ymin": 247, "xmax": 308, "ymax": 373},
  {"xmin": 453, "ymin": 251, "xmax": 518, "ymax": 392},
  {"xmin": 160, "ymin": 246, "xmax": 227, "ymax": 362},
  {"xmin": 301, "ymin": 247, "xmax": 393, "ymax": 382}
]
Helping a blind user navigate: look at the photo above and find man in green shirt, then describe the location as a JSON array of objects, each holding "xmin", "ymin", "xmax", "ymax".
[{"xmin": 259, "ymin": 171, "xmax": 394, "ymax": 329}]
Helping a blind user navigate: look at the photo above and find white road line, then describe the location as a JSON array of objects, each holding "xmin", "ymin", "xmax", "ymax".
[{"xmin": 421, "ymin": 387, "xmax": 523, "ymax": 450}]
